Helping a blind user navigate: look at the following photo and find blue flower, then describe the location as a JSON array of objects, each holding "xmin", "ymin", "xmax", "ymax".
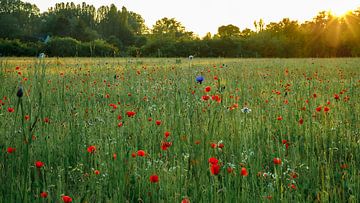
[{"xmin": 196, "ymin": 76, "xmax": 204, "ymax": 84}]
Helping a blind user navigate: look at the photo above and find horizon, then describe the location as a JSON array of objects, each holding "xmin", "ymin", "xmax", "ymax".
[{"xmin": 23, "ymin": 0, "xmax": 360, "ymax": 37}]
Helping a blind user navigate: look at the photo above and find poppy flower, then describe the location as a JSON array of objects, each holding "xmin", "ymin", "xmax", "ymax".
[
  {"xmin": 137, "ymin": 150, "xmax": 145, "ymax": 157},
  {"xmin": 40, "ymin": 192, "xmax": 48, "ymax": 198},
  {"xmin": 149, "ymin": 174, "xmax": 159, "ymax": 183},
  {"xmin": 277, "ymin": 116, "xmax": 283, "ymax": 121},
  {"xmin": 196, "ymin": 76, "xmax": 204, "ymax": 84},
  {"xmin": 161, "ymin": 142, "xmax": 172, "ymax": 150},
  {"xmin": 334, "ymin": 94, "xmax": 340, "ymax": 100},
  {"xmin": 205, "ymin": 86, "xmax": 211, "ymax": 92},
  {"xmin": 316, "ymin": 106, "xmax": 322, "ymax": 112},
  {"xmin": 62, "ymin": 195, "xmax": 72, "ymax": 203},
  {"xmin": 7, "ymin": 107, "xmax": 14, "ymax": 113},
  {"xmin": 273, "ymin": 158, "xmax": 282, "ymax": 165},
  {"xmin": 126, "ymin": 111, "xmax": 136, "ymax": 117},
  {"xmin": 7, "ymin": 147, "xmax": 15, "ymax": 153},
  {"xmin": 35, "ymin": 161, "xmax": 44, "ymax": 168},
  {"xmin": 25, "ymin": 115, "xmax": 30, "ymax": 121},
  {"xmin": 164, "ymin": 131, "xmax": 170, "ymax": 138},
  {"xmin": 210, "ymin": 164, "xmax": 220, "ymax": 175},
  {"xmin": 44, "ymin": 117, "xmax": 50, "ymax": 123},
  {"xmin": 131, "ymin": 153, "xmax": 137, "ymax": 158},
  {"xmin": 87, "ymin": 145, "xmax": 96, "ymax": 153},
  {"xmin": 299, "ymin": 118, "xmax": 304, "ymax": 125},
  {"xmin": 210, "ymin": 143, "xmax": 217, "ymax": 148},
  {"xmin": 117, "ymin": 122, "xmax": 123, "ymax": 127},
  {"xmin": 94, "ymin": 170, "xmax": 100, "ymax": 175},
  {"xmin": 208, "ymin": 157, "xmax": 219, "ymax": 165},
  {"xmin": 181, "ymin": 197, "xmax": 190, "ymax": 203},
  {"xmin": 113, "ymin": 153, "xmax": 117, "ymax": 160},
  {"xmin": 240, "ymin": 167, "xmax": 248, "ymax": 176},
  {"xmin": 155, "ymin": 120, "xmax": 161, "ymax": 125},
  {"xmin": 202, "ymin": 95, "xmax": 210, "ymax": 101},
  {"xmin": 324, "ymin": 106, "xmax": 330, "ymax": 112},
  {"xmin": 218, "ymin": 143, "xmax": 224, "ymax": 149},
  {"xmin": 227, "ymin": 167, "xmax": 234, "ymax": 173}
]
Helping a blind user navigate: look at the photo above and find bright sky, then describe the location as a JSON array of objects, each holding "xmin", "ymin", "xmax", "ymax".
[{"xmin": 26, "ymin": 0, "xmax": 360, "ymax": 37}]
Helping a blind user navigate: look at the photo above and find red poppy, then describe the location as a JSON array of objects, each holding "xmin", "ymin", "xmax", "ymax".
[
  {"xmin": 40, "ymin": 192, "xmax": 48, "ymax": 198},
  {"xmin": 44, "ymin": 117, "xmax": 50, "ymax": 123},
  {"xmin": 149, "ymin": 174, "xmax": 159, "ymax": 183},
  {"xmin": 137, "ymin": 150, "xmax": 145, "ymax": 157},
  {"xmin": 87, "ymin": 145, "xmax": 96, "ymax": 153},
  {"xmin": 94, "ymin": 170, "xmax": 100, "ymax": 175},
  {"xmin": 7, "ymin": 107, "xmax": 14, "ymax": 113},
  {"xmin": 131, "ymin": 152, "xmax": 137, "ymax": 158},
  {"xmin": 208, "ymin": 157, "xmax": 219, "ymax": 165},
  {"xmin": 289, "ymin": 183, "xmax": 297, "ymax": 190},
  {"xmin": 202, "ymin": 95, "xmax": 210, "ymax": 101},
  {"xmin": 316, "ymin": 106, "xmax": 322, "ymax": 112},
  {"xmin": 218, "ymin": 143, "xmax": 224, "ymax": 149},
  {"xmin": 334, "ymin": 94, "xmax": 340, "ymax": 100},
  {"xmin": 164, "ymin": 131, "xmax": 170, "ymax": 138},
  {"xmin": 117, "ymin": 122, "xmax": 123, "ymax": 127},
  {"xmin": 35, "ymin": 161, "xmax": 44, "ymax": 168},
  {"xmin": 161, "ymin": 142, "xmax": 172, "ymax": 150},
  {"xmin": 62, "ymin": 195, "xmax": 73, "ymax": 203},
  {"xmin": 181, "ymin": 197, "xmax": 191, "ymax": 203},
  {"xmin": 126, "ymin": 111, "xmax": 136, "ymax": 117},
  {"xmin": 210, "ymin": 143, "xmax": 217, "ymax": 148},
  {"xmin": 299, "ymin": 118, "xmax": 304, "ymax": 125},
  {"xmin": 113, "ymin": 153, "xmax": 117, "ymax": 160},
  {"xmin": 277, "ymin": 116, "xmax": 283, "ymax": 121},
  {"xmin": 273, "ymin": 158, "xmax": 282, "ymax": 165},
  {"xmin": 148, "ymin": 117, "xmax": 152, "ymax": 122},
  {"xmin": 205, "ymin": 86, "xmax": 211, "ymax": 92},
  {"xmin": 240, "ymin": 167, "xmax": 248, "ymax": 176},
  {"xmin": 210, "ymin": 164, "xmax": 220, "ymax": 175},
  {"xmin": 155, "ymin": 120, "xmax": 161, "ymax": 125},
  {"xmin": 324, "ymin": 106, "xmax": 330, "ymax": 112},
  {"xmin": 7, "ymin": 147, "xmax": 15, "ymax": 153},
  {"xmin": 25, "ymin": 115, "xmax": 30, "ymax": 121},
  {"xmin": 227, "ymin": 167, "xmax": 234, "ymax": 174}
]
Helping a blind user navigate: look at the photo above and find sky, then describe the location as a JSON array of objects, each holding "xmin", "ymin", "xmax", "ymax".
[{"xmin": 25, "ymin": 0, "xmax": 360, "ymax": 37}]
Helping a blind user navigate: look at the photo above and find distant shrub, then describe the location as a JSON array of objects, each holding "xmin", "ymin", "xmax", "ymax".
[{"xmin": 0, "ymin": 39, "xmax": 42, "ymax": 56}]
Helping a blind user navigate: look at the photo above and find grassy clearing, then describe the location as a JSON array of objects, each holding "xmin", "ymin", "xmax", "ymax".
[{"xmin": 0, "ymin": 57, "xmax": 359, "ymax": 202}]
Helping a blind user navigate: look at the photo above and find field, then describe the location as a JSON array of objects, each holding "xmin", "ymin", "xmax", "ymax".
[{"xmin": 0, "ymin": 57, "xmax": 359, "ymax": 202}]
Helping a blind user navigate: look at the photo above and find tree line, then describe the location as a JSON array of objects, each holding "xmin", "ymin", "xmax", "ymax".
[{"xmin": 1, "ymin": 0, "xmax": 360, "ymax": 57}]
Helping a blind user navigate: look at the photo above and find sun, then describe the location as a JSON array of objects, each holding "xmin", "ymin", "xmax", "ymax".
[{"xmin": 326, "ymin": 1, "xmax": 358, "ymax": 17}]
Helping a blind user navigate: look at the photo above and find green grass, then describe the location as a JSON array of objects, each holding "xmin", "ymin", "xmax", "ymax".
[{"xmin": 0, "ymin": 57, "xmax": 359, "ymax": 202}]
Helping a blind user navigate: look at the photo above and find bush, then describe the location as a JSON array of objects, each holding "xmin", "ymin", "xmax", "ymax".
[{"xmin": 0, "ymin": 39, "xmax": 42, "ymax": 56}]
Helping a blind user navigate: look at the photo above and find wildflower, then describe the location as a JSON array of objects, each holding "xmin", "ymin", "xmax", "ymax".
[
  {"xmin": 210, "ymin": 143, "xmax": 217, "ymax": 148},
  {"xmin": 273, "ymin": 158, "xmax": 282, "ymax": 165},
  {"xmin": 218, "ymin": 143, "xmax": 224, "ymax": 149},
  {"xmin": 316, "ymin": 106, "xmax": 322, "ymax": 112},
  {"xmin": 25, "ymin": 115, "xmax": 30, "ymax": 121},
  {"xmin": 334, "ymin": 94, "xmax": 340, "ymax": 100},
  {"xmin": 208, "ymin": 157, "xmax": 219, "ymax": 165},
  {"xmin": 205, "ymin": 86, "xmax": 211, "ymax": 92},
  {"xmin": 7, "ymin": 147, "xmax": 16, "ymax": 153},
  {"xmin": 299, "ymin": 118, "xmax": 304, "ymax": 125},
  {"xmin": 241, "ymin": 107, "xmax": 251, "ymax": 113},
  {"xmin": 113, "ymin": 153, "xmax": 117, "ymax": 160},
  {"xmin": 210, "ymin": 164, "xmax": 220, "ymax": 175},
  {"xmin": 117, "ymin": 122, "xmax": 123, "ymax": 127},
  {"xmin": 35, "ymin": 161, "xmax": 44, "ymax": 168},
  {"xmin": 227, "ymin": 167, "xmax": 234, "ymax": 173},
  {"xmin": 324, "ymin": 106, "xmax": 330, "ymax": 112},
  {"xmin": 126, "ymin": 111, "xmax": 136, "ymax": 117},
  {"xmin": 240, "ymin": 167, "xmax": 248, "ymax": 176},
  {"xmin": 161, "ymin": 142, "xmax": 172, "ymax": 150},
  {"xmin": 62, "ymin": 195, "xmax": 73, "ymax": 203},
  {"xmin": 131, "ymin": 153, "xmax": 137, "ymax": 158},
  {"xmin": 277, "ymin": 116, "xmax": 283, "ymax": 121},
  {"xmin": 87, "ymin": 145, "xmax": 96, "ymax": 153},
  {"xmin": 40, "ymin": 192, "xmax": 48, "ymax": 198},
  {"xmin": 181, "ymin": 197, "xmax": 191, "ymax": 203},
  {"xmin": 164, "ymin": 131, "xmax": 171, "ymax": 138},
  {"xmin": 44, "ymin": 117, "xmax": 49, "ymax": 123},
  {"xmin": 289, "ymin": 183, "xmax": 297, "ymax": 190},
  {"xmin": 202, "ymin": 95, "xmax": 210, "ymax": 101},
  {"xmin": 196, "ymin": 76, "xmax": 204, "ymax": 84},
  {"xmin": 94, "ymin": 170, "xmax": 100, "ymax": 175},
  {"xmin": 137, "ymin": 150, "xmax": 145, "ymax": 157},
  {"xmin": 155, "ymin": 120, "xmax": 161, "ymax": 125},
  {"xmin": 7, "ymin": 107, "xmax": 14, "ymax": 113},
  {"xmin": 149, "ymin": 174, "xmax": 159, "ymax": 183}
]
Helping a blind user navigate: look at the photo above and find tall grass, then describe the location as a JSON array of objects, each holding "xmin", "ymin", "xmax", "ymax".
[{"xmin": 0, "ymin": 57, "xmax": 359, "ymax": 202}]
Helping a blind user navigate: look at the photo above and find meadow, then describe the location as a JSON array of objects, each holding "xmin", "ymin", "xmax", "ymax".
[{"xmin": 0, "ymin": 57, "xmax": 359, "ymax": 202}]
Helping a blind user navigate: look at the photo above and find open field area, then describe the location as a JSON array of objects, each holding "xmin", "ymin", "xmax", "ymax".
[{"xmin": 0, "ymin": 57, "xmax": 359, "ymax": 202}]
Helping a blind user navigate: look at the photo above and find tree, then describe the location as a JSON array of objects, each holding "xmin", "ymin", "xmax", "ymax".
[{"xmin": 216, "ymin": 24, "xmax": 241, "ymax": 38}]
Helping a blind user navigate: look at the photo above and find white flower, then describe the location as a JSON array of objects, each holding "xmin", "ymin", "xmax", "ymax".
[
  {"xmin": 241, "ymin": 107, "xmax": 251, "ymax": 113},
  {"xmin": 188, "ymin": 55, "xmax": 194, "ymax": 60}
]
